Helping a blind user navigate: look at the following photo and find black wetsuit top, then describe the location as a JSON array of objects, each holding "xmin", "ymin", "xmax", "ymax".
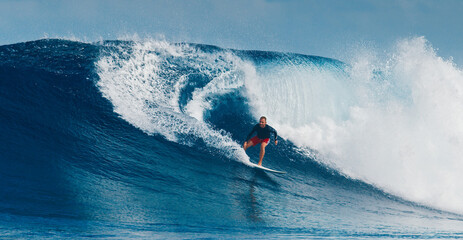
[{"xmin": 246, "ymin": 124, "xmax": 278, "ymax": 142}]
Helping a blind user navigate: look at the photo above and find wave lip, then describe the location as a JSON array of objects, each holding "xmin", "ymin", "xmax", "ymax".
[{"xmin": 96, "ymin": 40, "xmax": 252, "ymax": 163}]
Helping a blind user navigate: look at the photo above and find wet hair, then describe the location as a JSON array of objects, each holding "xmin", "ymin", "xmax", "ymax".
[{"xmin": 260, "ymin": 116, "xmax": 267, "ymax": 122}]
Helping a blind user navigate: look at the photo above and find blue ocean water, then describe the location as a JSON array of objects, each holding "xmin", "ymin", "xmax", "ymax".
[{"xmin": 1, "ymin": 38, "xmax": 463, "ymax": 239}]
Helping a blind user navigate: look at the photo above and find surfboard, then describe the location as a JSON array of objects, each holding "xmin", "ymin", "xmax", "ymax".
[{"xmin": 250, "ymin": 163, "xmax": 286, "ymax": 174}]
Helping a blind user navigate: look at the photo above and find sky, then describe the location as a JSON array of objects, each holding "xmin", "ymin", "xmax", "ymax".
[{"xmin": 1, "ymin": 0, "xmax": 463, "ymax": 65}]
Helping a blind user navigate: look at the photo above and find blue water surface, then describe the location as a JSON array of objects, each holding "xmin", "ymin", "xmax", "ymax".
[{"xmin": 0, "ymin": 39, "xmax": 462, "ymax": 239}]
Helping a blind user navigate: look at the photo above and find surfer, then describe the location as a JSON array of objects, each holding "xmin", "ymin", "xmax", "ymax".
[{"xmin": 243, "ymin": 116, "xmax": 278, "ymax": 166}]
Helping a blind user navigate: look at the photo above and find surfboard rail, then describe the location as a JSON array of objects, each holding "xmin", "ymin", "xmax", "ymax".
[{"xmin": 250, "ymin": 163, "xmax": 286, "ymax": 174}]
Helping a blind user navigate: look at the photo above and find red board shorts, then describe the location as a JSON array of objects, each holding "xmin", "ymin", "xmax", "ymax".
[{"xmin": 249, "ymin": 136, "xmax": 270, "ymax": 145}]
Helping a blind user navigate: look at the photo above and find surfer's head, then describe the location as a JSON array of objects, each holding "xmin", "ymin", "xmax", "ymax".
[{"xmin": 259, "ymin": 116, "xmax": 267, "ymax": 128}]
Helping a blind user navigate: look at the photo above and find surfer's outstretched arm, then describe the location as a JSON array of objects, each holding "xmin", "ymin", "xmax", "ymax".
[
  {"xmin": 245, "ymin": 125, "xmax": 258, "ymax": 141},
  {"xmin": 269, "ymin": 125, "xmax": 278, "ymax": 145},
  {"xmin": 243, "ymin": 125, "xmax": 258, "ymax": 150}
]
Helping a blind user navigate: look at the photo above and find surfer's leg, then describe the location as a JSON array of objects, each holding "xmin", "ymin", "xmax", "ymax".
[
  {"xmin": 243, "ymin": 140, "xmax": 254, "ymax": 151},
  {"xmin": 258, "ymin": 142, "xmax": 268, "ymax": 166}
]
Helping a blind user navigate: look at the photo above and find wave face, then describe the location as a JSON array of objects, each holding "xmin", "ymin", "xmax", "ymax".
[
  {"xmin": 1, "ymin": 38, "xmax": 463, "ymax": 238},
  {"xmin": 250, "ymin": 37, "xmax": 463, "ymax": 214}
]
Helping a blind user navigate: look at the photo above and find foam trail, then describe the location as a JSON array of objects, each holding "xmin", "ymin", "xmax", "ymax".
[
  {"xmin": 96, "ymin": 39, "xmax": 253, "ymax": 164},
  {"xmin": 246, "ymin": 37, "xmax": 463, "ymax": 214}
]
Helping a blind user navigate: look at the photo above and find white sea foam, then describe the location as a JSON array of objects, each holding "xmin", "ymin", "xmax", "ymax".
[
  {"xmin": 95, "ymin": 39, "xmax": 253, "ymax": 164},
  {"xmin": 246, "ymin": 37, "xmax": 463, "ymax": 214},
  {"xmin": 95, "ymin": 36, "xmax": 463, "ymax": 213}
]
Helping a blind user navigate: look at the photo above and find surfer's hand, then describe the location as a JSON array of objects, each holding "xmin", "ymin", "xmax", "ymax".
[{"xmin": 275, "ymin": 140, "xmax": 278, "ymax": 145}]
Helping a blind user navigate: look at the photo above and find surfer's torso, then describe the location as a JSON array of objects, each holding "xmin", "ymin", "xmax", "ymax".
[{"xmin": 246, "ymin": 124, "xmax": 278, "ymax": 141}]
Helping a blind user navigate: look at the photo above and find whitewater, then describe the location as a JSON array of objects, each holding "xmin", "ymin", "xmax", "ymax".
[
  {"xmin": 1, "ymin": 37, "xmax": 463, "ymax": 238},
  {"xmin": 97, "ymin": 37, "xmax": 463, "ymax": 214}
]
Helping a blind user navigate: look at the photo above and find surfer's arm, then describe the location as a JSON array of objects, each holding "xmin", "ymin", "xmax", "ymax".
[
  {"xmin": 270, "ymin": 126, "xmax": 278, "ymax": 144},
  {"xmin": 245, "ymin": 125, "xmax": 258, "ymax": 141}
]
